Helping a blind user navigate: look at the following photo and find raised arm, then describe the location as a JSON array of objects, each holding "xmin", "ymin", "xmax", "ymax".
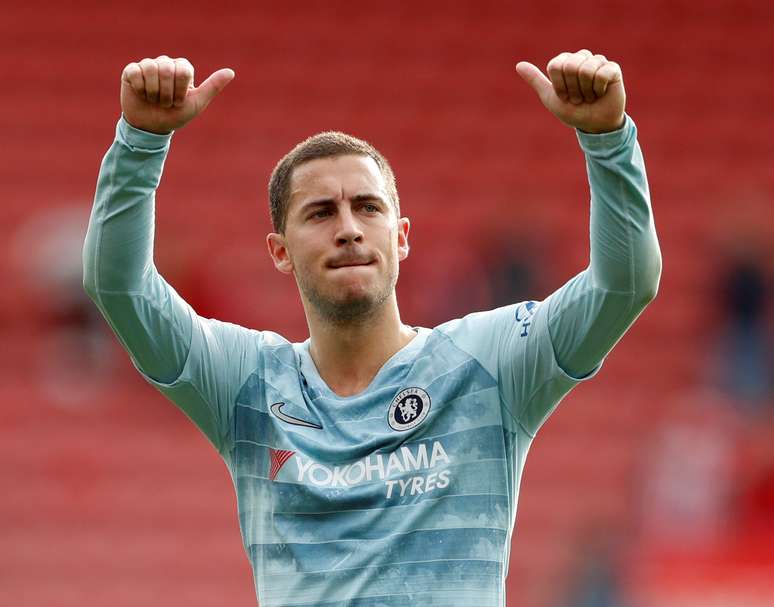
[
  {"xmin": 83, "ymin": 55, "xmax": 234, "ymax": 378},
  {"xmin": 82, "ymin": 112, "xmax": 187, "ymax": 383},
  {"xmin": 434, "ymin": 51, "xmax": 660, "ymax": 439},
  {"xmin": 82, "ymin": 56, "xmax": 244, "ymax": 453},
  {"xmin": 516, "ymin": 50, "xmax": 661, "ymax": 377}
]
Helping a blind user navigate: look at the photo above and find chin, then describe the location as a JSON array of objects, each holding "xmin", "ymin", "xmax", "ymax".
[
  {"xmin": 312, "ymin": 284, "xmax": 391, "ymax": 323},
  {"xmin": 322, "ymin": 294, "xmax": 379, "ymax": 323},
  {"xmin": 298, "ymin": 266, "xmax": 396, "ymax": 323},
  {"xmin": 329, "ymin": 273, "xmax": 380, "ymax": 301},
  {"xmin": 334, "ymin": 285, "xmax": 380, "ymax": 309}
]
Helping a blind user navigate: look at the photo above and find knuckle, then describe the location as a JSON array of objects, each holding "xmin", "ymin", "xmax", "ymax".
[
  {"xmin": 123, "ymin": 63, "xmax": 141, "ymax": 79},
  {"xmin": 174, "ymin": 59, "xmax": 194, "ymax": 79},
  {"xmin": 562, "ymin": 57, "xmax": 580, "ymax": 73},
  {"xmin": 546, "ymin": 63, "xmax": 561, "ymax": 76},
  {"xmin": 579, "ymin": 58, "xmax": 600, "ymax": 77},
  {"xmin": 599, "ymin": 61, "xmax": 621, "ymax": 79},
  {"xmin": 547, "ymin": 59, "xmax": 565, "ymax": 75},
  {"xmin": 548, "ymin": 52, "xmax": 570, "ymax": 68}
]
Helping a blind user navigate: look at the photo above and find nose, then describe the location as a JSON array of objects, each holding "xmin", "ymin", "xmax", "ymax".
[{"xmin": 334, "ymin": 206, "xmax": 364, "ymax": 245}]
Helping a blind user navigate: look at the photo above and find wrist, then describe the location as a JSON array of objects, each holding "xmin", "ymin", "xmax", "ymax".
[
  {"xmin": 121, "ymin": 113, "xmax": 174, "ymax": 135},
  {"xmin": 575, "ymin": 114, "xmax": 635, "ymax": 156},
  {"xmin": 578, "ymin": 114, "xmax": 626, "ymax": 135},
  {"xmin": 118, "ymin": 114, "xmax": 174, "ymax": 152}
]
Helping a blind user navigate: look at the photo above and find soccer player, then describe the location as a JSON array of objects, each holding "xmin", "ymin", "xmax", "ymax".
[{"xmin": 83, "ymin": 49, "xmax": 661, "ymax": 606}]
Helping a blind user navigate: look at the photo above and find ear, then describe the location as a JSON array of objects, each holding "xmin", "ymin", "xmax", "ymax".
[
  {"xmin": 397, "ymin": 216, "xmax": 410, "ymax": 262},
  {"xmin": 266, "ymin": 232, "xmax": 294, "ymax": 274}
]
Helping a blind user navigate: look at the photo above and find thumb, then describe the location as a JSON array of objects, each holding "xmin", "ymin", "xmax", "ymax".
[
  {"xmin": 515, "ymin": 61, "xmax": 553, "ymax": 103},
  {"xmin": 192, "ymin": 68, "xmax": 236, "ymax": 108}
]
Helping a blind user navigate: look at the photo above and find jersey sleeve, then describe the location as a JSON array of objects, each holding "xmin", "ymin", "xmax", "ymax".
[
  {"xmin": 438, "ymin": 114, "xmax": 661, "ymax": 437},
  {"xmin": 438, "ymin": 299, "xmax": 591, "ymax": 437},
  {"xmin": 82, "ymin": 115, "xmax": 259, "ymax": 455}
]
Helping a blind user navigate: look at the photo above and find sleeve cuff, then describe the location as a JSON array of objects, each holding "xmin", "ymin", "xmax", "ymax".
[
  {"xmin": 116, "ymin": 113, "xmax": 174, "ymax": 152},
  {"xmin": 575, "ymin": 113, "xmax": 635, "ymax": 156}
]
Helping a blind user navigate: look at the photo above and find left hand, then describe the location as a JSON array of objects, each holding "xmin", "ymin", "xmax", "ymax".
[{"xmin": 516, "ymin": 50, "xmax": 626, "ymax": 134}]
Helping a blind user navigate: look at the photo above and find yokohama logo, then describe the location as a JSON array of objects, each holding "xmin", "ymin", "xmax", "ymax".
[
  {"xmin": 293, "ymin": 440, "xmax": 452, "ymax": 497},
  {"xmin": 269, "ymin": 449, "xmax": 295, "ymax": 481}
]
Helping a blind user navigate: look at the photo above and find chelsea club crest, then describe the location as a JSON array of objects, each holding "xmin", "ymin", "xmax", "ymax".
[{"xmin": 388, "ymin": 387, "xmax": 431, "ymax": 431}]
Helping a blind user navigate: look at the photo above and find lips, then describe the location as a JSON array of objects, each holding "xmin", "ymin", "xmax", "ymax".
[
  {"xmin": 328, "ymin": 260, "xmax": 375, "ymax": 268},
  {"xmin": 327, "ymin": 256, "xmax": 375, "ymax": 269}
]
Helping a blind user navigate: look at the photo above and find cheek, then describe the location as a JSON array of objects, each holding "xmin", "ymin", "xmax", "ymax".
[
  {"xmin": 287, "ymin": 235, "xmax": 322, "ymax": 267},
  {"xmin": 292, "ymin": 251, "xmax": 315, "ymax": 275}
]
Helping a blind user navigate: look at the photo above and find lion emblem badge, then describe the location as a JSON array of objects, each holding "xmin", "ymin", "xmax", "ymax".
[{"xmin": 388, "ymin": 387, "xmax": 431, "ymax": 431}]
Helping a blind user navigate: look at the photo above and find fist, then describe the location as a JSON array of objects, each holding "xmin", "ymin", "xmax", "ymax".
[
  {"xmin": 515, "ymin": 50, "xmax": 625, "ymax": 134},
  {"xmin": 120, "ymin": 55, "xmax": 235, "ymax": 135}
]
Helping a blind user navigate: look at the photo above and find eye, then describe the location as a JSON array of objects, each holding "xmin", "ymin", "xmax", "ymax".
[
  {"xmin": 310, "ymin": 208, "xmax": 332, "ymax": 220},
  {"xmin": 363, "ymin": 203, "xmax": 379, "ymax": 213}
]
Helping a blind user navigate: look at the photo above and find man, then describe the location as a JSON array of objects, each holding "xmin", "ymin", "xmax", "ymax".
[{"xmin": 83, "ymin": 49, "xmax": 661, "ymax": 606}]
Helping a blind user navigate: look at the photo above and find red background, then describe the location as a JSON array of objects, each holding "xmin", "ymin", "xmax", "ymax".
[{"xmin": 2, "ymin": 1, "xmax": 773, "ymax": 605}]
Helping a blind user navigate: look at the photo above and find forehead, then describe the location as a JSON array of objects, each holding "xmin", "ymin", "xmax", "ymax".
[{"xmin": 289, "ymin": 154, "xmax": 387, "ymax": 205}]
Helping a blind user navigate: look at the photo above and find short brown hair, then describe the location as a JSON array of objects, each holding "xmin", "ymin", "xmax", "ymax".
[{"xmin": 268, "ymin": 131, "xmax": 400, "ymax": 233}]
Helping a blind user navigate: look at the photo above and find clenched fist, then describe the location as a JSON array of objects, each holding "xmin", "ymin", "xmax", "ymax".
[
  {"xmin": 515, "ymin": 50, "xmax": 625, "ymax": 134},
  {"xmin": 120, "ymin": 55, "xmax": 235, "ymax": 135}
]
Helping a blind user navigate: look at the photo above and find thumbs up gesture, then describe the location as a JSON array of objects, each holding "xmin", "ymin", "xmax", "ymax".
[
  {"xmin": 120, "ymin": 55, "xmax": 235, "ymax": 135},
  {"xmin": 516, "ymin": 50, "xmax": 625, "ymax": 134}
]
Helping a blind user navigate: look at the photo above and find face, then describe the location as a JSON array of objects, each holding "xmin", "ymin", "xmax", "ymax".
[{"xmin": 267, "ymin": 154, "xmax": 410, "ymax": 323}]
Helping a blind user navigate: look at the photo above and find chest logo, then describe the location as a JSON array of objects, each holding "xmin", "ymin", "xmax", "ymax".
[
  {"xmin": 388, "ymin": 387, "xmax": 431, "ymax": 431},
  {"xmin": 270, "ymin": 402, "xmax": 323, "ymax": 429},
  {"xmin": 269, "ymin": 448, "xmax": 296, "ymax": 481}
]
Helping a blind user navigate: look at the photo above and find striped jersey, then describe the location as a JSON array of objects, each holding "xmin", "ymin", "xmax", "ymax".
[{"xmin": 83, "ymin": 113, "xmax": 661, "ymax": 606}]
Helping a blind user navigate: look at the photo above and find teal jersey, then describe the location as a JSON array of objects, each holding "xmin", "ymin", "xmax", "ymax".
[{"xmin": 83, "ymin": 115, "xmax": 660, "ymax": 607}]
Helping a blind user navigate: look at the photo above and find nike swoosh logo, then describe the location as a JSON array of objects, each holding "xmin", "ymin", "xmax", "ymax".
[{"xmin": 270, "ymin": 402, "xmax": 323, "ymax": 429}]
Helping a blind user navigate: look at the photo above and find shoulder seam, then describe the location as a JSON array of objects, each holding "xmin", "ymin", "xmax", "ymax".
[
  {"xmin": 435, "ymin": 326, "xmax": 497, "ymax": 384},
  {"xmin": 437, "ymin": 327, "xmax": 535, "ymax": 438}
]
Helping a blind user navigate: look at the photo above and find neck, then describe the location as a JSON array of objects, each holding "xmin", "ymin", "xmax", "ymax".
[{"xmin": 304, "ymin": 294, "xmax": 416, "ymax": 397}]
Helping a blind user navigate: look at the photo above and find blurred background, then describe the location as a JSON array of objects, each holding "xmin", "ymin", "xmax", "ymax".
[{"xmin": 2, "ymin": 0, "xmax": 773, "ymax": 605}]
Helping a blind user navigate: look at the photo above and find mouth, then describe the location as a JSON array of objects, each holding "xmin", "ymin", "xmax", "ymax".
[
  {"xmin": 328, "ymin": 260, "xmax": 376, "ymax": 269},
  {"xmin": 327, "ymin": 257, "xmax": 376, "ymax": 269}
]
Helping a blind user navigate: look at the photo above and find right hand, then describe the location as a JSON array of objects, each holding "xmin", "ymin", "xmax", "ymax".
[{"xmin": 120, "ymin": 55, "xmax": 235, "ymax": 135}]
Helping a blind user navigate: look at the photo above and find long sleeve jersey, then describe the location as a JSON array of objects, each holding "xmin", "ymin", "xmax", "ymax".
[{"xmin": 82, "ymin": 114, "xmax": 661, "ymax": 607}]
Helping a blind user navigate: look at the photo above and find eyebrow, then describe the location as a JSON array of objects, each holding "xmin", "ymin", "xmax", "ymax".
[
  {"xmin": 351, "ymin": 193, "xmax": 385, "ymax": 203},
  {"xmin": 298, "ymin": 193, "xmax": 386, "ymax": 212}
]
